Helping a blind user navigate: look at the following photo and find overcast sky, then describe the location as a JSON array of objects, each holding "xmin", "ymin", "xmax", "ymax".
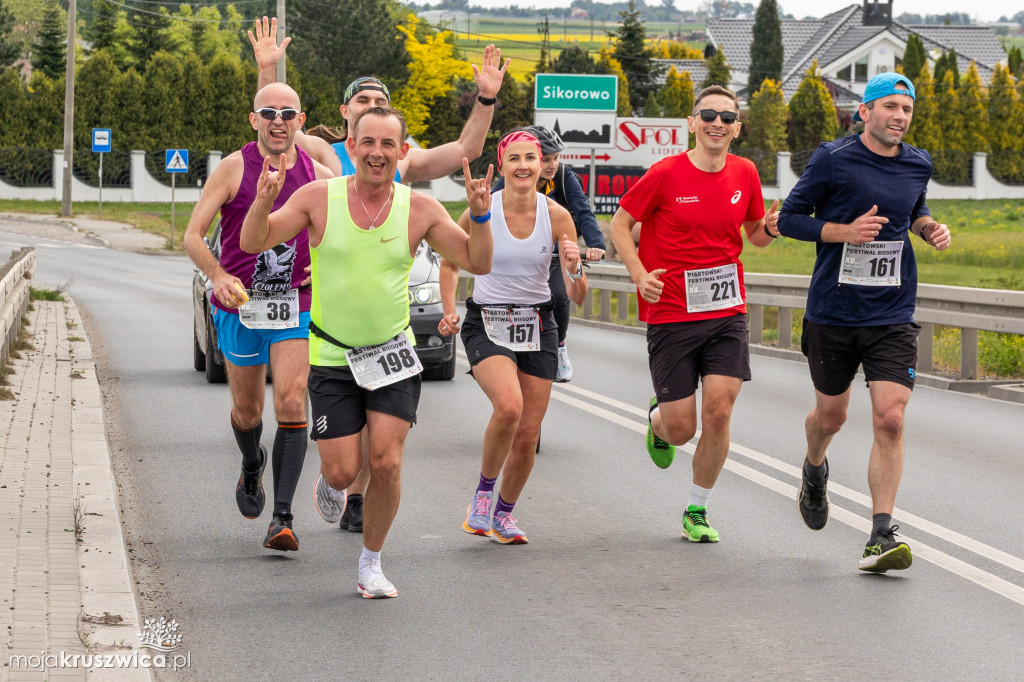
[{"xmin": 428, "ymin": 1, "xmax": 1020, "ymax": 23}]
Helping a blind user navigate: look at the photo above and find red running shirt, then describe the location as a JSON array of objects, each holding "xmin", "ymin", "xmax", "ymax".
[{"xmin": 619, "ymin": 152, "xmax": 765, "ymax": 324}]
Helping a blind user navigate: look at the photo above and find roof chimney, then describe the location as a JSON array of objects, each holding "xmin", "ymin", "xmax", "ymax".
[{"xmin": 863, "ymin": 0, "xmax": 893, "ymax": 27}]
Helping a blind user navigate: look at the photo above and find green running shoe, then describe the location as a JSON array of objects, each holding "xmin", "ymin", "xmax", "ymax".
[
  {"xmin": 859, "ymin": 525, "xmax": 913, "ymax": 573},
  {"xmin": 683, "ymin": 505, "xmax": 719, "ymax": 543},
  {"xmin": 646, "ymin": 396, "xmax": 676, "ymax": 469}
]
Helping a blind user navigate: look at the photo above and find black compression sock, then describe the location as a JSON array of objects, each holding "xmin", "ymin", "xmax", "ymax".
[
  {"xmin": 803, "ymin": 457, "xmax": 828, "ymax": 483},
  {"xmin": 231, "ymin": 418, "xmax": 263, "ymax": 471},
  {"xmin": 871, "ymin": 513, "xmax": 893, "ymax": 541},
  {"xmin": 272, "ymin": 421, "xmax": 308, "ymax": 516}
]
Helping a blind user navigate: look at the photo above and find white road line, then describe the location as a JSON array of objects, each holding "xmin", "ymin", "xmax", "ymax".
[{"xmin": 455, "ymin": 352, "xmax": 1024, "ymax": 606}]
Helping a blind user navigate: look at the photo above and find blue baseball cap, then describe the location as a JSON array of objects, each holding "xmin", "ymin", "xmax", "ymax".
[{"xmin": 852, "ymin": 72, "xmax": 916, "ymax": 122}]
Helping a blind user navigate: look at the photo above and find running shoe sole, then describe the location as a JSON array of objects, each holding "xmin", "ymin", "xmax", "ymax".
[
  {"xmin": 463, "ymin": 517, "xmax": 491, "ymax": 537},
  {"xmin": 313, "ymin": 473, "xmax": 346, "ymax": 524},
  {"xmin": 859, "ymin": 544, "xmax": 913, "ymax": 573},
  {"xmin": 358, "ymin": 580, "xmax": 398, "ymax": 599},
  {"xmin": 683, "ymin": 529, "xmax": 719, "ymax": 543},
  {"xmin": 489, "ymin": 529, "xmax": 528, "ymax": 544},
  {"xmin": 263, "ymin": 527, "xmax": 299, "ymax": 552}
]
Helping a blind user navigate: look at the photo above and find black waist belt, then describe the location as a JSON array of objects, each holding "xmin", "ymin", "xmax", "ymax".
[
  {"xmin": 466, "ymin": 297, "xmax": 555, "ymax": 313},
  {"xmin": 309, "ymin": 321, "xmax": 408, "ymax": 351}
]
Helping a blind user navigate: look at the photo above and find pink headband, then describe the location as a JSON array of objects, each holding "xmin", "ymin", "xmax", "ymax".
[{"xmin": 497, "ymin": 131, "xmax": 542, "ymax": 170}]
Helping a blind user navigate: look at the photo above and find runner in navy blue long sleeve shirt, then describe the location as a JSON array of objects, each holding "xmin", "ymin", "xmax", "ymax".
[{"xmin": 768, "ymin": 72, "xmax": 951, "ymax": 574}]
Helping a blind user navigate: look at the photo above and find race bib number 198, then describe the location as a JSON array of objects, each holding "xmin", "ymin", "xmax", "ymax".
[{"xmin": 344, "ymin": 333, "xmax": 423, "ymax": 391}]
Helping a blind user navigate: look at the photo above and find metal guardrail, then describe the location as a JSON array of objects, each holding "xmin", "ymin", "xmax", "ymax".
[
  {"xmin": 0, "ymin": 247, "xmax": 36, "ymax": 364},
  {"xmin": 458, "ymin": 263, "xmax": 1024, "ymax": 381}
]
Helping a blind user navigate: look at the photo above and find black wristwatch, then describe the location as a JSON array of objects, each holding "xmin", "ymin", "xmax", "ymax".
[{"xmin": 477, "ymin": 94, "xmax": 497, "ymax": 106}]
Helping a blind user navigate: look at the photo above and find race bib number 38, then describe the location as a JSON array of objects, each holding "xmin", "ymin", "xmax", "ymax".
[
  {"xmin": 839, "ymin": 241, "xmax": 903, "ymax": 286},
  {"xmin": 482, "ymin": 307, "xmax": 541, "ymax": 352},
  {"xmin": 684, "ymin": 264, "xmax": 743, "ymax": 314},
  {"xmin": 238, "ymin": 288, "xmax": 300, "ymax": 329},
  {"xmin": 344, "ymin": 333, "xmax": 423, "ymax": 391}
]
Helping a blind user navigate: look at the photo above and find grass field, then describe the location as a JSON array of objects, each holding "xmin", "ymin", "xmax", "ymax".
[{"xmin": 449, "ymin": 17, "xmax": 704, "ymax": 80}]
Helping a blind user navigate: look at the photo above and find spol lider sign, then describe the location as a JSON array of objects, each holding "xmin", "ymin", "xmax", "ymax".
[{"xmin": 535, "ymin": 74, "xmax": 618, "ymax": 112}]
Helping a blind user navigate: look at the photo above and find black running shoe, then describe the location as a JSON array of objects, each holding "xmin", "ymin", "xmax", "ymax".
[
  {"xmin": 859, "ymin": 525, "xmax": 912, "ymax": 573},
  {"xmin": 235, "ymin": 445, "xmax": 267, "ymax": 519},
  {"xmin": 339, "ymin": 494, "xmax": 363, "ymax": 533},
  {"xmin": 797, "ymin": 457, "xmax": 829, "ymax": 530},
  {"xmin": 263, "ymin": 510, "xmax": 299, "ymax": 552}
]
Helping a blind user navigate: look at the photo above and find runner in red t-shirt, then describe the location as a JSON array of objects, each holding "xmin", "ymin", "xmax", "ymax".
[{"xmin": 610, "ymin": 85, "xmax": 779, "ymax": 543}]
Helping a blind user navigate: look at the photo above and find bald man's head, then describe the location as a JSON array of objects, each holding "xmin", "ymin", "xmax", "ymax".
[{"xmin": 254, "ymin": 82, "xmax": 301, "ymax": 111}]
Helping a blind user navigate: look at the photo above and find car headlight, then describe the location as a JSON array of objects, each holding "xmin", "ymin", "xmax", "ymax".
[{"xmin": 409, "ymin": 282, "xmax": 441, "ymax": 305}]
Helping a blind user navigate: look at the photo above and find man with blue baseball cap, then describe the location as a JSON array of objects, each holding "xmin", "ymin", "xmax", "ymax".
[{"xmin": 769, "ymin": 70, "xmax": 951, "ymax": 574}]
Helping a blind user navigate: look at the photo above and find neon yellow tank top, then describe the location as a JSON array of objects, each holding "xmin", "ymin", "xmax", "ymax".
[{"xmin": 309, "ymin": 177, "xmax": 414, "ymax": 367}]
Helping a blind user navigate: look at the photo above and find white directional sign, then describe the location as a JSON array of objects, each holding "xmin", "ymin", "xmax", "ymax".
[
  {"xmin": 165, "ymin": 149, "xmax": 189, "ymax": 173},
  {"xmin": 561, "ymin": 117, "xmax": 690, "ymax": 167},
  {"xmin": 533, "ymin": 111, "xmax": 616, "ymax": 149},
  {"xmin": 92, "ymin": 129, "xmax": 111, "ymax": 153}
]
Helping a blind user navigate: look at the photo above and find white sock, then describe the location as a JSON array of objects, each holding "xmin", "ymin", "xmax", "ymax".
[
  {"xmin": 359, "ymin": 547, "xmax": 381, "ymax": 573},
  {"xmin": 649, "ymin": 406, "xmax": 661, "ymax": 423},
  {"xmin": 688, "ymin": 483, "xmax": 713, "ymax": 509}
]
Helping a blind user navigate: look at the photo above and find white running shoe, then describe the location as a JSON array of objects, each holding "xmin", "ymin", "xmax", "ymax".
[
  {"xmin": 358, "ymin": 560, "xmax": 398, "ymax": 599},
  {"xmin": 556, "ymin": 344, "xmax": 573, "ymax": 383},
  {"xmin": 313, "ymin": 473, "xmax": 346, "ymax": 524}
]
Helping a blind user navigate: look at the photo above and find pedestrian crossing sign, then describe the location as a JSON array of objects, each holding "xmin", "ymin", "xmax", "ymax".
[{"xmin": 165, "ymin": 149, "xmax": 189, "ymax": 173}]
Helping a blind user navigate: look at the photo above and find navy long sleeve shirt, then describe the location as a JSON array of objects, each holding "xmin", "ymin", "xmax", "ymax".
[{"xmin": 777, "ymin": 134, "xmax": 932, "ymax": 326}]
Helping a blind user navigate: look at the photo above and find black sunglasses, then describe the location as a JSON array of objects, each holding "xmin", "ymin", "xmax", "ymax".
[
  {"xmin": 255, "ymin": 107, "xmax": 301, "ymax": 121},
  {"xmin": 697, "ymin": 109, "xmax": 738, "ymax": 124}
]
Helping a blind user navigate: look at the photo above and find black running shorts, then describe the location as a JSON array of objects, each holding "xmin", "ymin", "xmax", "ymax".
[
  {"xmin": 646, "ymin": 314, "xmax": 751, "ymax": 402},
  {"xmin": 307, "ymin": 364, "xmax": 421, "ymax": 440},
  {"xmin": 801, "ymin": 318, "xmax": 920, "ymax": 395},
  {"xmin": 460, "ymin": 304, "xmax": 558, "ymax": 381}
]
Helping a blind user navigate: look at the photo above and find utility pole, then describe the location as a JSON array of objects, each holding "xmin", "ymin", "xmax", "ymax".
[
  {"xmin": 536, "ymin": 14, "xmax": 550, "ymax": 70},
  {"xmin": 61, "ymin": 0, "xmax": 76, "ymax": 217},
  {"xmin": 275, "ymin": 0, "xmax": 286, "ymax": 83}
]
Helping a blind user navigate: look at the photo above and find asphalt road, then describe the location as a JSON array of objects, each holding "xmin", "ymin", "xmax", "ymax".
[{"xmin": 4, "ymin": 225, "xmax": 1023, "ymax": 681}]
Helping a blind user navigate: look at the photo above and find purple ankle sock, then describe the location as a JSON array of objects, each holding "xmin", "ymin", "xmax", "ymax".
[
  {"xmin": 494, "ymin": 494, "xmax": 515, "ymax": 516},
  {"xmin": 477, "ymin": 474, "xmax": 497, "ymax": 494}
]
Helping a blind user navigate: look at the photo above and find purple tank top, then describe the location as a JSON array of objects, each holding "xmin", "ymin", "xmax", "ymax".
[{"xmin": 213, "ymin": 142, "xmax": 315, "ymax": 313}]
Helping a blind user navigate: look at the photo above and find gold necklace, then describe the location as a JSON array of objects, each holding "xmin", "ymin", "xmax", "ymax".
[{"xmin": 353, "ymin": 178, "xmax": 394, "ymax": 229}]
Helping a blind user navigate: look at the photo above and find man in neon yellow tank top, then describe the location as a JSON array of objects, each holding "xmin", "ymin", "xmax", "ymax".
[{"xmin": 240, "ymin": 107, "xmax": 494, "ymax": 598}]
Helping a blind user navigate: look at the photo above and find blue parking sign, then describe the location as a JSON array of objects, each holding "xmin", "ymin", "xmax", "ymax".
[
  {"xmin": 165, "ymin": 149, "xmax": 189, "ymax": 173},
  {"xmin": 92, "ymin": 129, "xmax": 111, "ymax": 153}
]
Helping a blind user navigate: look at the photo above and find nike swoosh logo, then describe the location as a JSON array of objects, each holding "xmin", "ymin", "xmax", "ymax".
[{"xmin": 381, "ymin": 236, "xmax": 399, "ymax": 244}]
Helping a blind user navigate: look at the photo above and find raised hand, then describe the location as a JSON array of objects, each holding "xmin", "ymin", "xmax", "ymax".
[
  {"xmin": 765, "ymin": 198, "xmax": 781, "ymax": 237},
  {"xmin": 248, "ymin": 16, "xmax": 290, "ymax": 71},
  {"xmin": 462, "ymin": 157, "xmax": 494, "ymax": 218},
  {"xmin": 638, "ymin": 268, "xmax": 667, "ymax": 304},
  {"xmin": 256, "ymin": 154, "xmax": 287, "ymax": 203},
  {"xmin": 560, "ymin": 234, "xmax": 581, "ymax": 276},
  {"xmin": 922, "ymin": 221, "xmax": 952, "ymax": 251},
  {"xmin": 472, "ymin": 44, "xmax": 510, "ymax": 99},
  {"xmin": 847, "ymin": 204, "xmax": 889, "ymax": 244}
]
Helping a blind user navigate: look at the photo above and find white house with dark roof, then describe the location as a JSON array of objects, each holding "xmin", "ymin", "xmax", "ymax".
[{"xmin": 685, "ymin": 0, "xmax": 1007, "ymax": 104}]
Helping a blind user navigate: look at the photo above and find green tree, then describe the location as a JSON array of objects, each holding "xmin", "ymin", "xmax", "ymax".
[
  {"xmin": 1007, "ymin": 46, "xmax": 1023, "ymax": 79},
  {"xmin": 0, "ymin": 0, "xmax": 22, "ymax": 68},
  {"xmin": 26, "ymin": 70, "xmax": 62, "ymax": 149},
  {"xmin": 901, "ymin": 33, "xmax": 927, "ymax": 82},
  {"xmin": 596, "ymin": 45, "xmax": 632, "ymax": 117},
  {"xmin": 748, "ymin": 0, "xmax": 782, "ymax": 96},
  {"xmin": 180, "ymin": 53, "xmax": 213, "ymax": 151},
  {"xmin": 206, "ymin": 53, "xmax": 250, "ymax": 155},
  {"xmin": 958, "ymin": 61, "xmax": 987, "ymax": 153},
  {"xmin": 903, "ymin": 63, "xmax": 939, "ymax": 149},
  {"xmin": 289, "ymin": 0, "xmax": 409, "ymax": 100},
  {"xmin": 643, "ymin": 91, "xmax": 662, "ymax": 117},
  {"xmin": 934, "ymin": 49, "xmax": 960, "ymax": 90},
  {"xmin": 933, "ymin": 68, "xmax": 967, "ymax": 183},
  {"xmin": 31, "ymin": 1, "xmax": 66, "ymax": 79},
  {"xmin": 74, "ymin": 49, "xmax": 121, "ymax": 150},
  {"xmin": 392, "ymin": 18, "xmax": 470, "ymax": 140},
  {"xmin": 986, "ymin": 63, "xmax": 1023, "ymax": 183},
  {"xmin": 84, "ymin": 0, "xmax": 117, "ymax": 54},
  {"xmin": 661, "ymin": 66, "xmax": 694, "ymax": 118},
  {"xmin": 702, "ymin": 48, "xmax": 731, "ymax": 88},
  {"xmin": 787, "ymin": 60, "xmax": 837, "ymax": 151},
  {"xmin": 551, "ymin": 45, "xmax": 600, "ymax": 74},
  {"xmin": 141, "ymin": 51, "xmax": 184, "ymax": 150},
  {"xmin": 114, "ymin": 68, "xmax": 148, "ymax": 150},
  {"xmin": 746, "ymin": 77, "xmax": 787, "ymax": 182},
  {"xmin": 610, "ymin": 0, "xmax": 664, "ymax": 114},
  {"xmin": 0, "ymin": 67, "xmax": 28, "ymax": 146},
  {"xmin": 126, "ymin": 5, "xmax": 172, "ymax": 67}
]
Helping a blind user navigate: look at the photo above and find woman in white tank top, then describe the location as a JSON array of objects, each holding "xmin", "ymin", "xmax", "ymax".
[{"xmin": 438, "ymin": 130, "xmax": 588, "ymax": 544}]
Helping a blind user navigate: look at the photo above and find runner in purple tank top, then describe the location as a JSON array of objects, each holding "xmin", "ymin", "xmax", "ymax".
[{"xmin": 184, "ymin": 82, "xmax": 333, "ymax": 553}]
